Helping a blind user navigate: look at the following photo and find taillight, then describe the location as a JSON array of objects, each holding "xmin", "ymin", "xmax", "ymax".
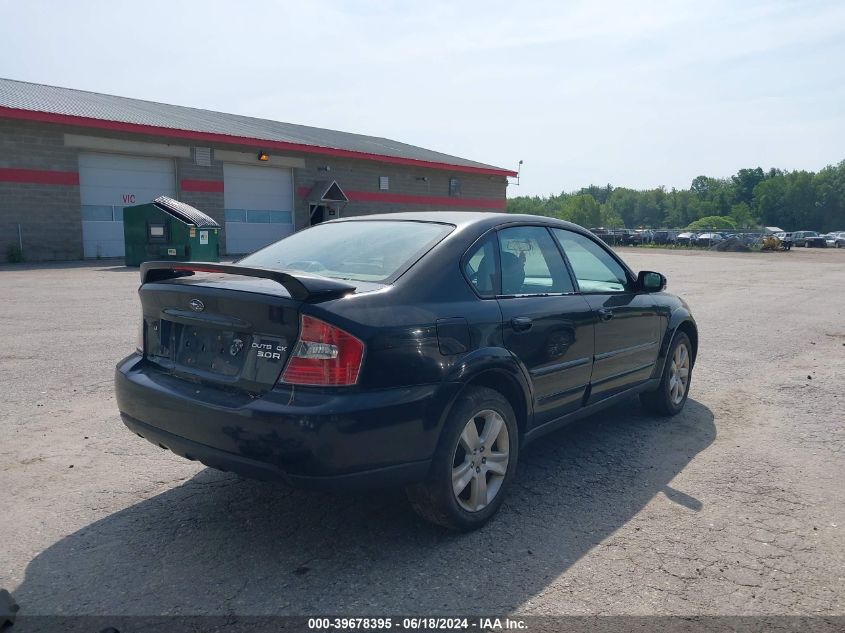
[{"xmin": 281, "ymin": 315, "xmax": 365, "ymax": 386}]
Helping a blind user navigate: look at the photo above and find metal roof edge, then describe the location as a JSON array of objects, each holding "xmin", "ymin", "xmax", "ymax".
[{"xmin": 0, "ymin": 105, "xmax": 518, "ymax": 178}]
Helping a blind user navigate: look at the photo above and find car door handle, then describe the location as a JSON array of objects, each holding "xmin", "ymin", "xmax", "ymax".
[
  {"xmin": 597, "ymin": 308, "xmax": 614, "ymax": 321},
  {"xmin": 510, "ymin": 317, "xmax": 533, "ymax": 332}
]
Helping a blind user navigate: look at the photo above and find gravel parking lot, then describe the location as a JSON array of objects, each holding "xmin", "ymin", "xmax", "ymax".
[{"xmin": 1, "ymin": 247, "xmax": 843, "ymax": 618}]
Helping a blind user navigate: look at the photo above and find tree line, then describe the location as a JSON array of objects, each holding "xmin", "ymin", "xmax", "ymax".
[{"xmin": 507, "ymin": 160, "xmax": 845, "ymax": 232}]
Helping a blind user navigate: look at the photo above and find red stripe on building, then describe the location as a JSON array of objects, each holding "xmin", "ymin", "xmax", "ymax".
[
  {"xmin": 180, "ymin": 179, "xmax": 224, "ymax": 193},
  {"xmin": 347, "ymin": 190, "xmax": 506, "ymax": 209},
  {"xmin": 296, "ymin": 186, "xmax": 505, "ymax": 210},
  {"xmin": 0, "ymin": 167, "xmax": 79, "ymax": 185},
  {"xmin": 0, "ymin": 107, "xmax": 518, "ymax": 178}
]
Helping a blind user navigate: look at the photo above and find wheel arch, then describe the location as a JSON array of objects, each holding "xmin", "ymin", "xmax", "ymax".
[
  {"xmin": 460, "ymin": 370, "xmax": 529, "ymax": 439},
  {"xmin": 438, "ymin": 350, "xmax": 533, "ymax": 444},
  {"xmin": 674, "ymin": 319, "xmax": 698, "ymax": 367},
  {"xmin": 655, "ymin": 309, "xmax": 699, "ymax": 378}
]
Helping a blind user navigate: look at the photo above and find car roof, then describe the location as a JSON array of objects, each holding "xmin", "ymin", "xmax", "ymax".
[{"xmin": 323, "ymin": 211, "xmax": 590, "ymax": 234}]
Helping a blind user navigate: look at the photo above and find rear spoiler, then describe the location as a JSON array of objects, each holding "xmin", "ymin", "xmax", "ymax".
[{"xmin": 139, "ymin": 261, "xmax": 356, "ymax": 302}]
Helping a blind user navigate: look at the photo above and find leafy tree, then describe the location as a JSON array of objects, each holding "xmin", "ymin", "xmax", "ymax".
[
  {"xmin": 731, "ymin": 167, "xmax": 766, "ymax": 207},
  {"xmin": 507, "ymin": 160, "xmax": 845, "ymax": 231},
  {"xmin": 687, "ymin": 216, "xmax": 737, "ymax": 231},
  {"xmin": 576, "ymin": 184, "xmax": 614, "ymax": 204},
  {"xmin": 729, "ymin": 202, "xmax": 754, "ymax": 228},
  {"xmin": 563, "ymin": 195, "xmax": 602, "ymax": 228}
]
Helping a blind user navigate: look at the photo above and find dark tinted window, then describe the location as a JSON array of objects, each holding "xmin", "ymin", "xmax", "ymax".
[
  {"xmin": 552, "ymin": 229, "xmax": 629, "ymax": 293},
  {"xmin": 240, "ymin": 220, "xmax": 453, "ymax": 283},
  {"xmin": 497, "ymin": 226, "xmax": 574, "ymax": 295}
]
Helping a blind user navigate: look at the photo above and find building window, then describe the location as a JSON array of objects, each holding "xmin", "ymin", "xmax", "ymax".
[
  {"xmin": 193, "ymin": 147, "xmax": 212, "ymax": 166},
  {"xmin": 224, "ymin": 209, "xmax": 247, "ymax": 223},
  {"xmin": 379, "ymin": 176, "xmax": 390, "ymax": 191},
  {"xmin": 81, "ymin": 205, "xmax": 120, "ymax": 221},
  {"xmin": 224, "ymin": 209, "xmax": 292, "ymax": 224},
  {"xmin": 449, "ymin": 177, "xmax": 461, "ymax": 197}
]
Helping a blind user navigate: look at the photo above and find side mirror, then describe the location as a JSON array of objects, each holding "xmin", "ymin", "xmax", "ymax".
[{"xmin": 638, "ymin": 270, "xmax": 666, "ymax": 292}]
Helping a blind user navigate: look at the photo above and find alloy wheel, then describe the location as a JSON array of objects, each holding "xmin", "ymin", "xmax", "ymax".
[
  {"xmin": 669, "ymin": 342, "xmax": 690, "ymax": 405},
  {"xmin": 451, "ymin": 410, "xmax": 510, "ymax": 512}
]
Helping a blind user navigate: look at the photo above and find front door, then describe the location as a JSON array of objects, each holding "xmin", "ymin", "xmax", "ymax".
[
  {"xmin": 495, "ymin": 226, "xmax": 595, "ymax": 426},
  {"xmin": 551, "ymin": 228, "xmax": 662, "ymax": 403},
  {"xmin": 310, "ymin": 204, "xmax": 326, "ymax": 226}
]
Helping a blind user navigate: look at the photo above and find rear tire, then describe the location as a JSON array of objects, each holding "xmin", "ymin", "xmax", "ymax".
[
  {"xmin": 406, "ymin": 386, "xmax": 518, "ymax": 531},
  {"xmin": 640, "ymin": 332, "xmax": 693, "ymax": 416}
]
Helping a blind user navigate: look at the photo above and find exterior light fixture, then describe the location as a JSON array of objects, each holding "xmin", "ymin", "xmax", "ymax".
[{"xmin": 257, "ymin": 151, "xmax": 269, "ymax": 161}]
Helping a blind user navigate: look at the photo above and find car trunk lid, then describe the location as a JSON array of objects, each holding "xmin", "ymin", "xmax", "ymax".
[{"xmin": 138, "ymin": 262, "xmax": 359, "ymax": 393}]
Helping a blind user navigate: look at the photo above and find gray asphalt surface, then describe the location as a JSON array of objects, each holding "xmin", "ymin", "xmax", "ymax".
[{"xmin": 1, "ymin": 247, "xmax": 843, "ymax": 617}]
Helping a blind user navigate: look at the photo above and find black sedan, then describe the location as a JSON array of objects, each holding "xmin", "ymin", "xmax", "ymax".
[{"xmin": 115, "ymin": 212, "xmax": 698, "ymax": 530}]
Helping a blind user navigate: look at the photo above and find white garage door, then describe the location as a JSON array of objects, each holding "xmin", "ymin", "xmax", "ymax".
[
  {"xmin": 223, "ymin": 163, "xmax": 294, "ymax": 255},
  {"xmin": 79, "ymin": 153, "xmax": 175, "ymax": 258}
]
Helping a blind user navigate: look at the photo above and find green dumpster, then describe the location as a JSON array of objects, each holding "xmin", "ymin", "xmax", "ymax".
[{"xmin": 123, "ymin": 196, "xmax": 221, "ymax": 266}]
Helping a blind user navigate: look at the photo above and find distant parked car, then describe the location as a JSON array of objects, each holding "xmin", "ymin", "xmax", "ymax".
[
  {"xmin": 834, "ymin": 232, "xmax": 845, "ymax": 248},
  {"xmin": 628, "ymin": 229, "xmax": 654, "ymax": 245},
  {"xmin": 642, "ymin": 229, "xmax": 656, "ymax": 244},
  {"xmin": 775, "ymin": 232, "xmax": 794, "ymax": 249},
  {"xmin": 804, "ymin": 234, "xmax": 827, "ymax": 248},
  {"xmin": 820, "ymin": 233, "xmax": 837, "ymax": 247},
  {"xmin": 676, "ymin": 232, "xmax": 696, "ymax": 246},
  {"xmin": 589, "ymin": 227, "xmax": 612, "ymax": 244},
  {"xmin": 792, "ymin": 231, "xmax": 819, "ymax": 247},
  {"xmin": 614, "ymin": 229, "xmax": 637, "ymax": 245},
  {"xmin": 694, "ymin": 232, "xmax": 725, "ymax": 246},
  {"xmin": 652, "ymin": 230, "xmax": 677, "ymax": 245}
]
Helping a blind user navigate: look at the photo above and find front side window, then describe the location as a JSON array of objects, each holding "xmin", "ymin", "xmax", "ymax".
[
  {"xmin": 497, "ymin": 226, "xmax": 574, "ymax": 296},
  {"xmin": 552, "ymin": 229, "xmax": 629, "ymax": 293},
  {"xmin": 240, "ymin": 220, "xmax": 454, "ymax": 283}
]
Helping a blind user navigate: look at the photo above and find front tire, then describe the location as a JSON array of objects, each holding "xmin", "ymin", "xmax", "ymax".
[
  {"xmin": 406, "ymin": 386, "xmax": 518, "ymax": 531},
  {"xmin": 640, "ymin": 332, "xmax": 693, "ymax": 416}
]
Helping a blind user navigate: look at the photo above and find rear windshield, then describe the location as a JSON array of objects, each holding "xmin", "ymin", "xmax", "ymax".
[{"xmin": 239, "ymin": 220, "xmax": 454, "ymax": 283}]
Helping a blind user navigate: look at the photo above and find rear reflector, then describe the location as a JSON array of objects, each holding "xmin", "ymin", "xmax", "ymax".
[{"xmin": 281, "ymin": 315, "xmax": 364, "ymax": 386}]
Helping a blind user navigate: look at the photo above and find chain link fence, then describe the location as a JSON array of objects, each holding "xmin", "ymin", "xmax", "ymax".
[{"xmin": 590, "ymin": 227, "xmax": 765, "ymax": 251}]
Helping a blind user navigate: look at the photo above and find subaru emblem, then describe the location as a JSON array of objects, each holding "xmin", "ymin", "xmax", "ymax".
[
  {"xmin": 189, "ymin": 299, "xmax": 205, "ymax": 312},
  {"xmin": 229, "ymin": 338, "xmax": 244, "ymax": 356}
]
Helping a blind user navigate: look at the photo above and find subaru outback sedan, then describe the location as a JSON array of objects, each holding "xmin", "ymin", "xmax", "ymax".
[{"xmin": 115, "ymin": 212, "xmax": 697, "ymax": 530}]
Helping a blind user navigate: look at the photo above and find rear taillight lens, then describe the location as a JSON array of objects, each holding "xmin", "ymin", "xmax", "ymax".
[{"xmin": 281, "ymin": 315, "xmax": 365, "ymax": 386}]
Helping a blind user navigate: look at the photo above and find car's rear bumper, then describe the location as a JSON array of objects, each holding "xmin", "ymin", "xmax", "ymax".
[
  {"xmin": 115, "ymin": 354, "xmax": 460, "ymax": 488},
  {"xmin": 119, "ymin": 413, "xmax": 431, "ymax": 489}
]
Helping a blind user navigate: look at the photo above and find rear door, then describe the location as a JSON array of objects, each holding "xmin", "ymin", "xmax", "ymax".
[
  {"xmin": 494, "ymin": 226, "xmax": 594, "ymax": 426},
  {"xmin": 551, "ymin": 228, "xmax": 662, "ymax": 403}
]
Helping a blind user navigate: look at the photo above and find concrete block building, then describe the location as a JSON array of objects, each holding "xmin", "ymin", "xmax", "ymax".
[{"xmin": 0, "ymin": 78, "xmax": 514, "ymax": 261}]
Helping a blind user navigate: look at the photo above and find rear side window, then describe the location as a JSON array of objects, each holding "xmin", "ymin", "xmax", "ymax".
[
  {"xmin": 463, "ymin": 233, "xmax": 499, "ymax": 297},
  {"xmin": 240, "ymin": 220, "xmax": 454, "ymax": 283},
  {"xmin": 552, "ymin": 229, "xmax": 629, "ymax": 293},
  {"xmin": 497, "ymin": 226, "xmax": 574, "ymax": 295}
]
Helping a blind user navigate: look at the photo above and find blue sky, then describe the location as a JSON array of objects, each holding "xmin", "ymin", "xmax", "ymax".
[{"xmin": 1, "ymin": 0, "xmax": 843, "ymax": 196}]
